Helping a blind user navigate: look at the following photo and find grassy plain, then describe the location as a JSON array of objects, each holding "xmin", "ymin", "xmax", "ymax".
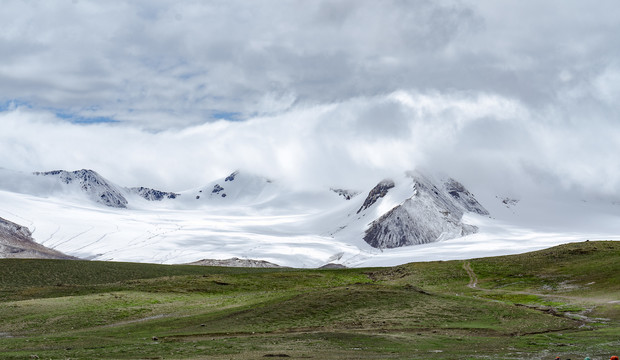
[{"xmin": 0, "ymin": 240, "xmax": 619, "ymax": 359}]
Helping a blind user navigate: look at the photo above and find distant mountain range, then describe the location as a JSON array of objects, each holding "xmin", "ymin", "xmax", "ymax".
[
  {"xmin": 33, "ymin": 169, "xmax": 179, "ymax": 207},
  {"xmin": 30, "ymin": 168, "xmax": 487, "ymax": 250},
  {"xmin": 1, "ymin": 167, "xmax": 617, "ymax": 267}
]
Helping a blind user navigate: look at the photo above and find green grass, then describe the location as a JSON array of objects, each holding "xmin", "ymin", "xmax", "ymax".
[{"xmin": 1, "ymin": 241, "xmax": 619, "ymax": 359}]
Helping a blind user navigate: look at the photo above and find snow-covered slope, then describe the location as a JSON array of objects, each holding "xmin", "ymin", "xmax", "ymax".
[
  {"xmin": 0, "ymin": 167, "xmax": 619, "ymax": 267},
  {"xmin": 23, "ymin": 169, "xmax": 182, "ymax": 206},
  {"xmin": 127, "ymin": 187, "xmax": 179, "ymax": 201},
  {"xmin": 362, "ymin": 173, "xmax": 485, "ymax": 248},
  {"xmin": 178, "ymin": 170, "xmax": 278, "ymax": 206},
  {"xmin": 34, "ymin": 169, "xmax": 129, "ymax": 208}
]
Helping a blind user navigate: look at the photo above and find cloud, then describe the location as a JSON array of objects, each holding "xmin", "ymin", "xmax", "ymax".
[
  {"xmin": 2, "ymin": 88, "xmax": 619, "ymax": 202},
  {"xmin": 1, "ymin": 1, "xmax": 619, "ymax": 199},
  {"xmin": 0, "ymin": 0, "xmax": 568, "ymax": 128}
]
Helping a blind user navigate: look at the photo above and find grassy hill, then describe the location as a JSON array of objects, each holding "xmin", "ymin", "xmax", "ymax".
[{"xmin": 0, "ymin": 240, "xmax": 619, "ymax": 359}]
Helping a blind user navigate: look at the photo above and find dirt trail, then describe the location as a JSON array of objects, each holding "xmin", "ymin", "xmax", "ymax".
[
  {"xmin": 462, "ymin": 261, "xmax": 477, "ymax": 289},
  {"xmin": 460, "ymin": 261, "xmax": 609, "ymax": 327},
  {"xmin": 462, "ymin": 262, "xmax": 615, "ymax": 304},
  {"xmin": 101, "ymin": 314, "xmax": 168, "ymax": 328}
]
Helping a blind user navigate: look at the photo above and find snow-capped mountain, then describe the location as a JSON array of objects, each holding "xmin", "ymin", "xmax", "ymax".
[
  {"xmin": 0, "ymin": 167, "xmax": 619, "ymax": 267},
  {"xmin": 34, "ymin": 169, "xmax": 129, "ymax": 208},
  {"xmin": 32, "ymin": 169, "xmax": 486, "ymax": 251},
  {"xmin": 181, "ymin": 170, "xmax": 277, "ymax": 205},
  {"xmin": 32, "ymin": 169, "xmax": 181, "ymax": 206},
  {"xmin": 361, "ymin": 173, "xmax": 488, "ymax": 249}
]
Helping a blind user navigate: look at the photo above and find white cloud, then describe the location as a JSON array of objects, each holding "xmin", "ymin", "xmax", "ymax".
[
  {"xmin": 2, "ymin": 89, "xmax": 619, "ymax": 202},
  {"xmin": 0, "ymin": 1, "xmax": 619, "ymax": 200}
]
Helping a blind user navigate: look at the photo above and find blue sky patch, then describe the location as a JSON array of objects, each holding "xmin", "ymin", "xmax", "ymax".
[
  {"xmin": 0, "ymin": 99, "xmax": 32, "ymax": 112},
  {"xmin": 55, "ymin": 112, "xmax": 119, "ymax": 124},
  {"xmin": 212, "ymin": 111, "xmax": 243, "ymax": 121}
]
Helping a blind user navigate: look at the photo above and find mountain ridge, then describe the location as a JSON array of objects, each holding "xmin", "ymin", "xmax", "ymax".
[{"xmin": 5, "ymin": 166, "xmax": 613, "ymax": 268}]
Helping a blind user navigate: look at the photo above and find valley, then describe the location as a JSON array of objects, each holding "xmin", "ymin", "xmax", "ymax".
[{"xmin": 0, "ymin": 241, "xmax": 618, "ymax": 359}]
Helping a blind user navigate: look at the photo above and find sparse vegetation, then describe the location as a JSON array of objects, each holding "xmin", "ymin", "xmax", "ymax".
[{"xmin": 0, "ymin": 241, "xmax": 619, "ymax": 359}]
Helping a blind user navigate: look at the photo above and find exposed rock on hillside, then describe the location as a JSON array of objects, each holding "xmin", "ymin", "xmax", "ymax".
[
  {"xmin": 35, "ymin": 169, "xmax": 128, "ymax": 208},
  {"xmin": 128, "ymin": 187, "xmax": 179, "ymax": 201},
  {"xmin": 363, "ymin": 174, "xmax": 487, "ymax": 249},
  {"xmin": 319, "ymin": 263, "xmax": 347, "ymax": 269},
  {"xmin": 225, "ymin": 171, "xmax": 239, "ymax": 182},
  {"xmin": 444, "ymin": 178, "xmax": 489, "ymax": 215},
  {"xmin": 331, "ymin": 188, "xmax": 359, "ymax": 200},
  {"xmin": 187, "ymin": 257, "xmax": 284, "ymax": 268},
  {"xmin": 357, "ymin": 180, "xmax": 395, "ymax": 213},
  {"xmin": 0, "ymin": 217, "xmax": 75, "ymax": 259}
]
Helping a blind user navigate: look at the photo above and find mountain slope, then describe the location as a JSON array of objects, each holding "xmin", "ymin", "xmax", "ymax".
[
  {"xmin": 362, "ymin": 173, "xmax": 487, "ymax": 248},
  {"xmin": 34, "ymin": 169, "xmax": 128, "ymax": 208},
  {"xmin": 180, "ymin": 170, "xmax": 278, "ymax": 206},
  {"xmin": 0, "ymin": 241, "xmax": 617, "ymax": 359},
  {"xmin": 127, "ymin": 187, "xmax": 179, "ymax": 201},
  {"xmin": 0, "ymin": 217, "xmax": 74, "ymax": 259}
]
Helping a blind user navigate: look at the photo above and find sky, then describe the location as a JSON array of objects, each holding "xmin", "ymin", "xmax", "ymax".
[{"xmin": 1, "ymin": 0, "xmax": 620, "ymax": 196}]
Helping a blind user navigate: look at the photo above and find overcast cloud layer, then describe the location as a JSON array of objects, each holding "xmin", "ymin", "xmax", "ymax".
[{"xmin": 1, "ymin": 1, "xmax": 619, "ymax": 196}]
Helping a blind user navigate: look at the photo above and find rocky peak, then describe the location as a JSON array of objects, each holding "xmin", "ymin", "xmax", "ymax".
[
  {"xmin": 362, "ymin": 173, "xmax": 486, "ymax": 249},
  {"xmin": 34, "ymin": 169, "xmax": 128, "ymax": 208},
  {"xmin": 331, "ymin": 188, "xmax": 359, "ymax": 200},
  {"xmin": 444, "ymin": 178, "xmax": 489, "ymax": 215},
  {"xmin": 357, "ymin": 180, "xmax": 395, "ymax": 214},
  {"xmin": 129, "ymin": 187, "xmax": 179, "ymax": 201}
]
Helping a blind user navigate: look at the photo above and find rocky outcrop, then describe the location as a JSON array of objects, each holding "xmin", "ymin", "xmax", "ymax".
[
  {"xmin": 186, "ymin": 257, "xmax": 284, "ymax": 268},
  {"xmin": 331, "ymin": 188, "xmax": 359, "ymax": 200},
  {"xmin": 444, "ymin": 178, "xmax": 488, "ymax": 215},
  {"xmin": 129, "ymin": 187, "xmax": 179, "ymax": 201},
  {"xmin": 357, "ymin": 180, "xmax": 395, "ymax": 213},
  {"xmin": 0, "ymin": 217, "xmax": 75, "ymax": 259},
  {"xmin": 35, "ymin": 169, "xmax": 128, "ymax": 208},
  {"xmin": 319, "ymin": 263, "xmax": 347, "ymax": 269},
  {"xmin": 225, "ymin": 171, "xmax": 239, "ymax": 182},
  {"xmin": 362, "ymin": 174, "xmax": 487, "ymax": 249}
]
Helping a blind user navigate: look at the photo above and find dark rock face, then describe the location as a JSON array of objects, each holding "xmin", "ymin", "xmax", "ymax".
[
  {"xmin": 0, "ymin": 217, "xmax": 75, "ymax": 259},
  {"xmin": 225, "ymin": 171, "xmax": 239, "ymax": 182},
  {"xmin": 362, "ymin": 174, "xmax": 485, "ymax": 249},
  {"xmin": 331, "ymin": 188, "xmax": 359, "ymax": 200},
  {"xmin": 357, "ymin": 180, "xmax": 395, "ymax": 214},
  {"xmin": 444, "ymin": 178, "xmax": 489, "ymax": 215},
  {"xmin": 212, "ymin": 184, "xmax": 224, "ymax": 194},
  {"xmin": 129, "ymin": 187, "xmax": 179, "ymax": 201},
  {"xmin": 499, "ymin": 197, "xmax": 519, "ymax": 208},
  {"xmin": 35, "ymin": 169, "xmax": 128, "ymax": 208}
]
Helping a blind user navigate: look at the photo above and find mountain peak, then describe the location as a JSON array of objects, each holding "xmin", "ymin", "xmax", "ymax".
[
  {"xmin": 361, "ymin": 173, "xmax": 487, "ymax": 249},
  {"xmin": 34, "ymin": 169, "xmax": 128, "ymax": 208},
  {"xmin": 357, "ymin": 179, "xmax": 395, "ymax": 214}
]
